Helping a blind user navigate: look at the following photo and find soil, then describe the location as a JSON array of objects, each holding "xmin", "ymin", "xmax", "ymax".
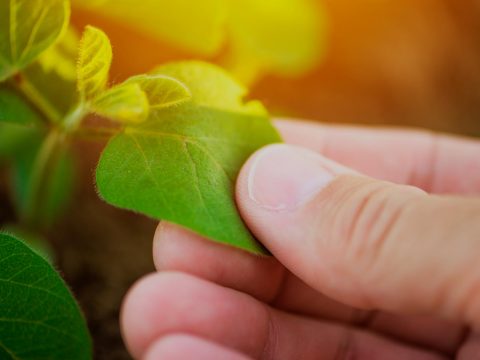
[{"xmin": 2, "ymin": 139, "xmax": 156, "ymax": 360}]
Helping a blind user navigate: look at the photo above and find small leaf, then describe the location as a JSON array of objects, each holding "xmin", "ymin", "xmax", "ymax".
[
  {"xmin": 97, "ymin": 63, "xmax": 282, "ymax": 254},
  {"xmin": 91, "ymin": 83, "xmax": 149, "ymax": 124},
  {"xmin": 0, "ymin": 0, "xmax": 70, "ymax": 81},
  {"xmin": 154, "ymin": 61, "xmax": 266, "ymax": 115},
  {"xmin": 125, "ymin": 74, "xmax": 191, "ymax": 110},
  {"xmin": 0, "ymin": 232, "xmax": 92, "ymax": 359},
  {"xmin": 77, "ymin": 25, "xmax": 112, "ymax": 100}
]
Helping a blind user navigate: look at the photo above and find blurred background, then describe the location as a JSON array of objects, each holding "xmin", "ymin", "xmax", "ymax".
[
  {"xmin": 5, "ymin": 1, "xmax": 478, "ymax": 358},
  {"xmin": 73, "ymin": 0, "xmax": 480, "ymax": 135}
]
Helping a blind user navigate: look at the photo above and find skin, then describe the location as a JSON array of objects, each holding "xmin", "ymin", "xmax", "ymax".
[{"xmin": 121, "ymin": 119, "xmax": 480, "ymax": 359}]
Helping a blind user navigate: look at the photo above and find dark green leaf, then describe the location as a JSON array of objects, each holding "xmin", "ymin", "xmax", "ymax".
[
  {"xmin": 0, "ymin": 85, "xmax": 43, "ymax": 160},
  {"xmin": 0, "ymin": 124, "xmax": 43, "ymax": 169},
  {"xmin": 0, "ymin": 86, "xmax": 42, "ymax": 126},
  {"xmin": 1, "ymin": 225, "xmax": 53, "ymax": 263},
  {"xmin": 0, "ymin": 232, "xmax": 91, "ymax": 359}
]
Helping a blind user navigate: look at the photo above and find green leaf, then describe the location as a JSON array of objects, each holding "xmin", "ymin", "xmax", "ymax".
[
  {"xmin": 0, "ymin": 86, "xmax": 43, "ymax": 126},
  {"xmin": 124, "ymin": 74, "xmax": 192, "ymax": 110},
  {"xmin": 73, "ymin": 0, "xmax": 227, "ymax": 55},
  {"xmin": 154, "ymin": 61, "xmax": 266, "ymax": 115},
  {"xmin": 97, "ymin": 103, "xmax": 281, "ymax": 255},
  {"xmin": 97, "ymin": 105, "xmax": 280, "ymax": 254},
  {"xmin": 0, "ymin": 0, "xmax": 70, "ymax": 81},
  {"xmin": 97, "ymin": 62, "xmax": 281, "ymax": 254},
  {"xmin": 91, "ymin": 83, "xmax": 149, "ymax": 124},
  {"xmin": 77, "ymin": 26, "xmax": 112, "ymax": 100},
  {"xmin": 0, "ymin": 232, "xmax": 91, "ymax": 359},
  {"xmin": 1, "ymin": 224, "xmax": 53, "ymax": 263}
]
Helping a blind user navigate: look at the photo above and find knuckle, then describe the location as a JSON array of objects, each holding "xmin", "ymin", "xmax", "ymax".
[
  {"xmin": 318, "ymin": 177, "xmax": 420, "ymax": 274},
  {"xmin": 345, "ymin": 184, "xmax": 403, "ymax": 263}
]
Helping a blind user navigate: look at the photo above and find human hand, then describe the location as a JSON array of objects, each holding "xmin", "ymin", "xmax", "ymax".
[{"xmin": 121, "ymin": 120, "xmax": 480, "ymax": 359}]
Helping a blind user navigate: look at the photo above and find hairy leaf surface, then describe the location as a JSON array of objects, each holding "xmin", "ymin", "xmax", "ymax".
[
  {"xmin": 77, "ymin": 26, "xmax": 112, "ymax": 100},
  {"xmin": 0, "ymin": 233, "xmax": 91, "ymax": 359},
  {"xmin": 92, "ymin": 83, "xmax": 149, "ymax": 124},
  {"xmin": 125, "ymin": 74, "xmax": 191, "ymax": 110},
  {"xmin": 97, "ymin": 62, "xmax": 282, "ymax": 254},
  {"xmin": 154, "ymin": 61, "xmax": 266, "ymax": 114},
  {"xmin": 0, "ymin": 0, "xmax": 70, "ymax": 81}
]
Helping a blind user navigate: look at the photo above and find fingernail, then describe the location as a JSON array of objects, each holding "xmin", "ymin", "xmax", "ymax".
[{"xmin": 247, "ymin": 144, "xmax": 340, "ymax": 212}]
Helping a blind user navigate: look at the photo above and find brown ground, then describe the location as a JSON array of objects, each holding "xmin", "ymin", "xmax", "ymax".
[{"xmin": 48, "ymin": 140, "xmax": 157, "ymax": 359}]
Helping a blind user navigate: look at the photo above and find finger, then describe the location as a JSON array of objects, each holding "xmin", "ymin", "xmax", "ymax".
[
  {"xmin": 143, "ymin": 334, "xmax": 251, "ymax": 360},
  {"xmin": 121, "ymin": 272, "xmax": 446, "ymax": 360},
  {"xmin": 368, "ymin": 313, "xmax": 466, "ymax": 355},
  {"xmin": 155, "ymin": 222, "xmax": 366, "ymax": 321},
  {"xmin": 457, "ymin": 332, "xmax": 480, "ymax": 360},
  {"xmin": 154, "ymin": 222, "xmax": 464, "ymax": 353},
  {"xmin": 236, "ymin": 144, "xmax": 480, "ymax": 325},
  {"xmin": 275, "ymin": 119, "xmax": 480, "ymax": 194},
  {"xmin": 153, "ymin": 222, "xmax": 284, "ymax": 302}
]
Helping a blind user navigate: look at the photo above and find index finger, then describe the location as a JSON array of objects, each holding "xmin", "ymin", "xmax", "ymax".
[{"xmin": 275, "ymin": 119, "xmax": 480, "ymax": 194}]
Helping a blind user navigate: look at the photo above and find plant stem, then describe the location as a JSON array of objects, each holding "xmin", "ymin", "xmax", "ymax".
[
  {"xmin": 22, "ymin": 129, "xmax": 65, "ymax": 229},
  {"xmin": 10, "ymin": 74, "xmax": 62, "ymax": 124},
  {"xmin": 62, "ymin": 100, "xmax": 90, "ymax": 133}
]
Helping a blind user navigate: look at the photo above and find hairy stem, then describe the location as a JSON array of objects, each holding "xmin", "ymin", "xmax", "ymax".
[{"xmin": 63, "ymin": 101, "xmax": 88, "ymax": 133}]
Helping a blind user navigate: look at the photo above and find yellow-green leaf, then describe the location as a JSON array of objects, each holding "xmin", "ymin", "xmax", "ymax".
[
  {"xmin": 72, "ymin": 0, "xmax": 326, "ymax": 83},
  {"xmin": 124, "ymin": 74, "xmax": 191, "ymax": 110},
  {"xmin": 37, "ymin": 26, "xmax": 79, "ymax": 82},
  {"xmin": 91, "ymin": 83, "xmax": 149, "ymax": 124},
  {"xmin": 154, "ymin": 61, "xmax": 266, "ymax": 115},
  {"xmin": 77, "ymin": 26, "xmax": 112, "ymax": 100},
  {"xmin": 227, "ymin": 0, "xmax": 326, "ymax": 79},
  {"xmin": 0, "ymin": 0, "xmax": 70, "ymax": 81},
  {"xmin": 73, "ymin": 0, "xmax": 227, "ymax": 55}
]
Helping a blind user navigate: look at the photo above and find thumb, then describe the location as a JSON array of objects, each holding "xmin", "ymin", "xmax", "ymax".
[{"xmin": 236, "ymin": 144, "xmax": 480, "ymax": 326}]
